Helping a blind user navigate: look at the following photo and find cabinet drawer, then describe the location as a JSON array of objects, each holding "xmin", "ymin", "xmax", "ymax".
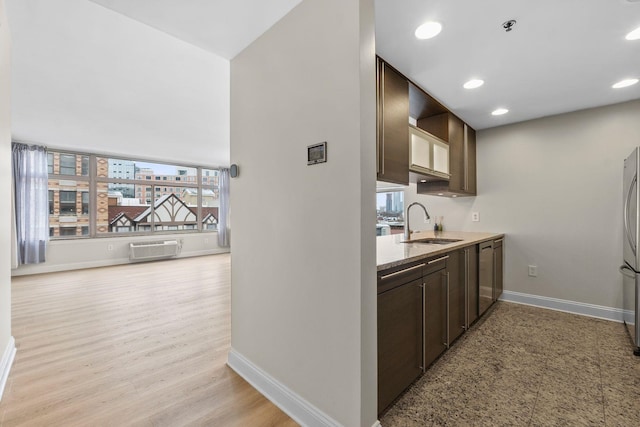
[
  {"xmin": 378, "ymin": 262, "xmax": 424, "ymax": 294},
  {"xmin": 423, "ymin": 254, "xmax": 448, "ymax": 276}
]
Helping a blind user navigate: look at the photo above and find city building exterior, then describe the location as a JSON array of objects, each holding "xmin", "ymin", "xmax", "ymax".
[{"xmin": 47, "ymin": 151, "xmax": 218, "ymax": 238}]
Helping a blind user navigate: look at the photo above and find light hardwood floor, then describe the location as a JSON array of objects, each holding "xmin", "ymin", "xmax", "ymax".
[{"xmin": 1, "ymin": 254, "xmax": 298, "ymax": 427}]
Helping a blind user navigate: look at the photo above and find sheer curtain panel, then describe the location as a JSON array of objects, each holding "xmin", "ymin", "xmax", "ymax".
[
  {"xmin": 12, "ymin": 143, "xmax": 48, "ymax": 264},
  {"xmin": 218, "ymin": 167, "xmax": 230, "ymax": 247}
]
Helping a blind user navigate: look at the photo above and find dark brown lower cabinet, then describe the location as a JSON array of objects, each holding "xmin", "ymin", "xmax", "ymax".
[
  {"xmin": 447, "ymin": 250, "xmax": 466, "ymax": 345},
  {"xmin": 377, "ymin": 239, "xmax": 502, "ymax": 415},
  {"xmin": 423, "ymin": 263, "xmax": 447, "ymax": 369},
  {"xmin": 465, "ymin": 245, "xmax": 479, "ymax": 327},
  {"xmin": 377, "ymin": 277, "xmax": 423, "ymax": 414},
  {"xmin": 478, "ymin": 241, "xmax": 494, "ymax": 316},
  {"xmin": 494, "ymin": 239, "xmax": 503, "ymax": 300}
]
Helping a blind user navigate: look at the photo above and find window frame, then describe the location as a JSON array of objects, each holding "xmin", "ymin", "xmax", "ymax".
[{"xmin": 47, "ymin": 149, "xmax": 221, "ymax": 240}]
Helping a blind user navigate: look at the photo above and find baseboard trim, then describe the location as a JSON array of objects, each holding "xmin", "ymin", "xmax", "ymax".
[
  {"xmin": 1, "ymin": 336, "xmax": 16, "ymax": 401},
  {"xmin": 500, "ymin": 291, "xmax": 625, "ymax": 322},
  {"xmin": 227, "ymin": 349, "xmax": 344, "ymax": 427}
]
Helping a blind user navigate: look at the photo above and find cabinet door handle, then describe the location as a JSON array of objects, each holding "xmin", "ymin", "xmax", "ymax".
[
  {"xmin": 493, "ymin": 252, "xmax": 497, "ymax": 301},
  {"xmin": 463, "ymin": 125, "xmax": 468, "ymax": 191},
  {"xmin": 378, "ymin": 63, "xmax": 385, "ymax": 175},
  {"xmin": 464, "ymin": 248, "xmax": 469, "ymax": 330},
  {"xmin": 379, "ymin": 263, "xmax": 425, "ymax": 280},
  {"xmin": 428, "ymin": 255, "xmax": 449, "ymax": 265},
  {"xmin": 421, "ymin": 282, "xmax": 425, "ymax": 371},
  {"xmin": 445, "ymin": 271, "xmax": 450, "ymax": 349}
]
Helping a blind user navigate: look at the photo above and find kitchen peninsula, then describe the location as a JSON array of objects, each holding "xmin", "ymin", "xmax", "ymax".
[{"xmin": 376, "ymin": 230, "xmax": 504, "ymax": 415}]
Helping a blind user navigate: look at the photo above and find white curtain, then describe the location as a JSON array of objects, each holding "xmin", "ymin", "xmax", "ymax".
[
  {"xmin": 218, "ymin": 167, "xmax": 230, "ymax": 247},
  {"xmin": 12, "ymin": 142, "xmax": 49, "ymax": 264}
]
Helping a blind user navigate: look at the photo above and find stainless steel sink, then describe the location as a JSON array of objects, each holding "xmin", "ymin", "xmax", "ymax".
[{"xmin": 403, "ymin": 238, "xmax": 463, "ymax": 244}]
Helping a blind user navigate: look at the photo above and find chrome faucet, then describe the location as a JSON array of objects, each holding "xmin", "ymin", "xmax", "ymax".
[{"xmin": 404, "ymin": 202, "xmax": 431, "ymax": 241}]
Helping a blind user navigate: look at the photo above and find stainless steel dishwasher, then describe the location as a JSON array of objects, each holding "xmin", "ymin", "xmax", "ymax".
[{"xmin": 478, "ymin": 241, "xmax": 494, "ymax": 316}]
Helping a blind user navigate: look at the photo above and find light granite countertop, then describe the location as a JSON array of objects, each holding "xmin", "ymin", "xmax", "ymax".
[{"xmin": 377, "ymin": 230, "xmax": 504, "ymax": 271}]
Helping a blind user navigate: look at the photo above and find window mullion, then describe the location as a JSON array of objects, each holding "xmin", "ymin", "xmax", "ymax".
[{"xmin": 90, "ymin": 154, "xmax": 97, "ymax": 237}]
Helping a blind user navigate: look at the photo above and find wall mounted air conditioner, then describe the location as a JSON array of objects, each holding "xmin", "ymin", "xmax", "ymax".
[{"xmin": 129, "ymin": 240, "xmax": 179, "ymax": 261}]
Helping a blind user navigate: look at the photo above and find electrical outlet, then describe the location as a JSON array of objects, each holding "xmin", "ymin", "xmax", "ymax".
[
  {"xmin": 528, "ymin": 265, "xmax": 538, "ymax": 277},
  {"xmin": 204, "ymin": 238, "xmax": 209, "ymax": 244},
  {"xmin": 472, "ymin": 212, "xmax": 480, "ymax": 222},
  {"xmin": 107, "ymin": 244, "xmax": 113, "ymax": 251}
]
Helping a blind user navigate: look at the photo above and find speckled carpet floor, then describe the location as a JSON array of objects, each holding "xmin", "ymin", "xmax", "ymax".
[{"xmin": 381, "ymin": 301, "xmax": 640, "ymax": 427}]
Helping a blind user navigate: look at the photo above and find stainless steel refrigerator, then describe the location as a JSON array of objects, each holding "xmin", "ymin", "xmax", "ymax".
[{"xmin": 620, "ymin": 147, "xmax": 640, "ymax": 356}]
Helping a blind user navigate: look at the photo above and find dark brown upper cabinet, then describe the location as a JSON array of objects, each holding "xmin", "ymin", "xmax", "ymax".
[
  {"xmin": 416, "ymin": 112, "xmax": 477, "ymax": 196},
  {"xmin": 375, "ymin": 58, "xmax": 477, "ymax": 194},
  {"xmin": 376, "ymin": 58, "xmax": 409, "ymax": 185}
]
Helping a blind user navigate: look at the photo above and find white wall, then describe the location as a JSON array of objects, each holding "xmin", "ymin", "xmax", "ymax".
[
  {"xmin": 230, "ymin": 0, "xmax": 377, "ymax": 425},
  {"xmin": 5, "ymin": 0, "xmax": 231, "ymax": 276},
  {"xmin": 11, "ymin": 233, "xmax": 228, "ymax": 276},
  {"xmin": 402, "ymin": 99, "xmax": 640, "ymax": 309},
  {"xmin": 0, "ymin": 0, "xmax": 15, "ymax": 398},
  {"xmin": 6, "ymin": 0, "xmax": 230, "ymax": 167}
]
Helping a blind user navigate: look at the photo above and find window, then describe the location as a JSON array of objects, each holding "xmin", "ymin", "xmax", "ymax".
[
  {"xmin": 46, "ymin": 150, "xmax": 218, "ymax": 238},
  {"xmin": 59, "ymin": 191, "xmax": 77, "ymax": 215},
  {"xmin": 59, "ymin": 227, "xmax": 77, "ymax": 236},
  {"xmin": 81, "ymin": 156, "xmax": 89, "ymax": 176},
  {"xmin": 48, "ymin": 190, "xmax": 54, "ymax": 215},
  {"xmin": 60, "ymin": 154, "xmax": 76, "ymax": 175},
  {"xmin": 376, "ymin": 190, "xmax": 404, "ymax": 236},
  {"xmin": 81, "ymin": 192, "xmax": 89, "ymax": 214}
]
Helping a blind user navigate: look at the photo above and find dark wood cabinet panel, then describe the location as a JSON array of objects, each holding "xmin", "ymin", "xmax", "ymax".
[
  {"xmin": 494, "ymin": 239, "xmax": 503, "ymax": 301},
  {"xmin": 376, "ymin": 58, "xmax": 409, "ymax": 185},
  {"xmin": 424, "ymin": 267, "xmax": 447, "ymax": 369},
  {"xmin": 378, "ymin": 278, "xmax": 423, "ymax": 414},
  {"xmin": 409, "ymin": 82, "xmax": 448, "ymax": 122},
  {"xmin": 416, "ymin": 112, "xmax": 449, "ymax": 142},
  {"xmin": 466, "ymin": 246, "xmax": 479, "ymax": 326},
  {"xmin": 464, "ymin": 125, "xmax": 477, "ymax": 195},
  {"xmin": 447, "ymin": 115, "xmax": 466, "ymax": 195},
  {"xmin": 478, "ymin": 241, "xmax": 494, "ymax": 316},
  {"xmin": 447, "ymin": 250, "xmax": 465, "ymax": 345}
]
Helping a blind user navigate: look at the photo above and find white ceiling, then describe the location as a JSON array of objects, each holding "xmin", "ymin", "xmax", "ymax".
[
  {"xmin": 376, "ymin": 0, "xmax": 640, "ymax": 129},
  {"xmin": 88, "ymin": 0, "xmax": 303, "ymax": 60},
  {"xmin": 6, "ymin": 0, "xmax": 640, "ymax": 167},
  {"xmin": 91, "ymin": 0, "xmax": 640, "ymax": 130}
]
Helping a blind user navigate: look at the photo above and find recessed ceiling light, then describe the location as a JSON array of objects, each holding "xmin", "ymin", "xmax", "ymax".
[
  {"xmin": 415, "ymin": 22, "xmax": 442, "ymax": 40},
  {"xmin": 463, "ymin": 79, "xmax": 484, "ymax": 89},
  {"xmin": 612, "ymin": 78, "xmax": 639, "ymax": 89},
  {"xmin": 626, "ymin": 27, "xmax": 640, "ymax": 40},
  {"xmin": 491, "ymin": 108, "xmax": 509, "ymax": 116}
]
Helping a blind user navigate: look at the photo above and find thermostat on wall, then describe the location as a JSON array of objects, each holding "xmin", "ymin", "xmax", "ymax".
[{"xmin": 307, "ymin": 142, "xmax": 327, "ymax": 165}]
